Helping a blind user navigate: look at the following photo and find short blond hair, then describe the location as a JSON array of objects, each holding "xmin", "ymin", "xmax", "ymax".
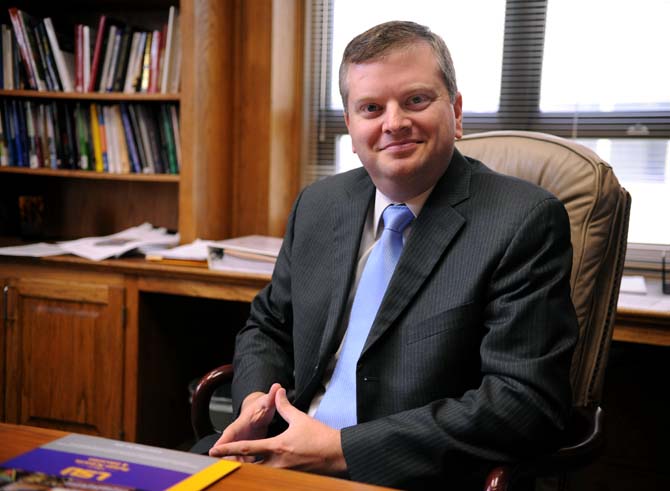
[{"xmin": 339, "ymin": 20, "xmax": 458, "ymax": 111}]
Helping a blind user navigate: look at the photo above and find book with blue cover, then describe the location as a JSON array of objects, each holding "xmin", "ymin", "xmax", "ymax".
[{"xmin": 0, "ymin": 434, "xmax": 238, "ymax": 491}]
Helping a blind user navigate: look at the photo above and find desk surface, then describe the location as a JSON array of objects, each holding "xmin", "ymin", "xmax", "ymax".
[
  {"xmin": 614, "ymin": 277, "xmax": 670, "ymax": 346},
  {"xmin": 0, "ymin": 424, "xmax": 394, "ymax": 491},
  {"xmin": 3, "ymin": 255, "xmax": 669, "ymax": 345}
]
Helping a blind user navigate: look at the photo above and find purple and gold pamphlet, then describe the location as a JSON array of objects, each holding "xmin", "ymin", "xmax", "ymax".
[{"xmin": 0, "ymin": 434, "xmax": 238, "ymax": 491}]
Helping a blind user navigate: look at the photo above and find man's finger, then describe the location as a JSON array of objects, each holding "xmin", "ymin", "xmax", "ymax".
[
  {"xmin": 210, "ymin": 438, "xmax": 273, "ymax": 458},
  {"xmin": 274, "ymin": 388, "xmax": 299, "ymax": 424}
]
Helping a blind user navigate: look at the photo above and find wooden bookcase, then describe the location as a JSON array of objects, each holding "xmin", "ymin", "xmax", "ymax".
[
  {"xmin": 0, "ymin": 0, "xmax": 303, "ymax": 243},
  {"xmin": 0, "ymin": 0, "xmax": 304, "ymax": 444}
]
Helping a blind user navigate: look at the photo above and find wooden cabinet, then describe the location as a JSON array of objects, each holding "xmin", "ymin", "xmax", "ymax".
[
  {"xmin": 0, "ymin": 256, "xmax": 269, "ymax": 446},
  {"xmin": 2, "ymin": 268, "xmax": 125, "ymax": 438}
]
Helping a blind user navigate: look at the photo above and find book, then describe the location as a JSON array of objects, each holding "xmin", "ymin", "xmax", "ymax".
[
  {"xmin": 160, "ymin": 7, "xmax": 176, "ymax": 94},
  {"xmin": 34, "ymin": 22, "xmax": 60, "ymax": 91},
  {"xmin": 139, "ymin": 31, "xmax": 152, "ymax": 93},
  {"xmin": 44, "ymin": 103, "xmax": 57, "ymax": 168},
  {"xmin": 2, "ymin": 25, "xmax": 13, "ymax": 89},
  {"xmin": 169, "ymin": 105, "xmax": 181, "ymax": 171},
  {"xmin": 112, "ymin": 28, "xmax": 132, "ymax": 92},
  {"xmin": 148, "ymin": 29, "xmax": 161, "ymax": 93},
  {"xmin": 43, "ymin": 18, "xmax": 73, "ymax": 91},
  {"xmin": 18, "ymin": 10, "xmax": 48, "ymax": 91},
  {"xmin": 160, "ymin": 104, "xmax": 178, "ymax": 174},
  {"xmin": 88, "ymin": 15, "xmax": 107, "ymax": 92},
  {"xmin": 123, "ymin": 31, "xmax": 143, "ymax": 93},
  {"xmin": 7, "ymin": 8, "xmax": 39, "ymax": 90},
  {"xmin": 207, "ymin": 235, "xmax": 282, "ymax": 274},
  {"xmin": 74, "ymin": 103, "xmax": 90, "ymax": 170},
  {"xmin": 0, "ymin": 433, "xmax": 239, "ymax": 491},
  {"xmin": 98, "ymin": 24, "xmax": 117, "ymax": 93},
  {"xmin": 126, "ymin": 104, "xmax": 147, "ymax": 171},
  {"xmin": 75, "ymin": 24, "xmax": 83, "ymax": 91},
  {"xmin": 112, "ymin": 105, "xmax": 130, "ymax": 173},
  {"xmin": 82, "ymin": 25, "xmax": 91, "ymax": 92},
  {"xmin": 90, "ymin": 103, "xmax": 103, "ymax": 172},
  {"xmin": 120, "ymin": 103, "xmax": 141, "ymax": 173},
  {"xmin": 0, "ymin": 104, "xmax": 7, "ymax": 166}
]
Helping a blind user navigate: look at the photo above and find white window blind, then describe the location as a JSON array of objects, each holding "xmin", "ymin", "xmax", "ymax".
[{"xmin": 304, "ymin": 0, "xmax": 670, "ymax": 251}]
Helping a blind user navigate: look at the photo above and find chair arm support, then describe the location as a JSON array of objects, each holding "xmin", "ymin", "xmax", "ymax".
[
  {"xmin": 191, "ymin": 364, "xmax": 234, "ymax": 440},
  {"xmin": 483, "ymin": 406, "xmax": 604, "ymax": 490}
]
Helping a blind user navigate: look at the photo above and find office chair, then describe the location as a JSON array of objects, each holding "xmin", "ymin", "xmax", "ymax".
[
  {"xmin": 455, "ymin": 131, "xmax": 631, "ymax": 490},
  {"xmin": 192, "ymin": 130, "xmax": 631, "ymax": 491}
]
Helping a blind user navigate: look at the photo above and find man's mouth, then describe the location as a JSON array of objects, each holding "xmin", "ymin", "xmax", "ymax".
[{"xmin": 380, "ymin": 140, "xmax": 422, "ymax": 152}]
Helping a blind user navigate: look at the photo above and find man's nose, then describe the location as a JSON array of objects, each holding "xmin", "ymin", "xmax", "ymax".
[{"xmin": 382, "ymin": 103, "xmax": 410, "ymax": 133}]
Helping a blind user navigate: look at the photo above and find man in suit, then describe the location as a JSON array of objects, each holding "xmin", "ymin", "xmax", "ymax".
[{"xmin": 207, "ymin": 21, "xmax": 578, "ymax": 489}]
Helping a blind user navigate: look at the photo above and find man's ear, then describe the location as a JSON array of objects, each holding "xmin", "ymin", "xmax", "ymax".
[
  {"xmin": 454, "ymin": 92, "xmax": 463, "ymax": 139},
  {"xmin": 344, "ymin": 112, "xmax": 356, "ymax": 153}
]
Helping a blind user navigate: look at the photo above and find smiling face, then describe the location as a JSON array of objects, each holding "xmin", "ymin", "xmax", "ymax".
[{"xmin": 344, "ymin": 42, "xmax": 463, "ymax": 202}]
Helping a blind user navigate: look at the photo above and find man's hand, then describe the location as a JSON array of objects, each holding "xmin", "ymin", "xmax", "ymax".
[
  {"xmin": 209, "ymin": 383, "xmax": 282, "ymax": 461},
  {"xmin": 209, "ymin": 387, "xmax": 347, "ymax": 476}
]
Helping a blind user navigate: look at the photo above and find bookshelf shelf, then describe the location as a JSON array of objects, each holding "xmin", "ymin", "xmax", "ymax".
[
  {"xmin": 0, "ymin": 166, "xmax": 179, "ymax": 182},
  {"xmin": 0, "ymin": 89, "xmax": 180, "ymax": 102}
]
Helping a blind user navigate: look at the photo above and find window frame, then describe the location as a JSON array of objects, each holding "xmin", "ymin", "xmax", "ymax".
[{"xmin": 306, "ymin": 0, "xmax": 670, "ymax": 267}]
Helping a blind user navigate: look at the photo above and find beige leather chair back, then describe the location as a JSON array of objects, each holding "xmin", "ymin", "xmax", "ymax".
[{"xmin": 455, "ymin": 131, "xmax": 631, "ymax": 408}]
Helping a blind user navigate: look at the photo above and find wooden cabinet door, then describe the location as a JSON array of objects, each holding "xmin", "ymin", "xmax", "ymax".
[{"xmin": 4, "ymin": 277, "xmax": 125, "ymax": 439}]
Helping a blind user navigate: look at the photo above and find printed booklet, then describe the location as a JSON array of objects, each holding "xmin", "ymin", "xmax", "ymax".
[{"xmin": 0, "ymin": 434, "xmax": 239, "ymax": 491}]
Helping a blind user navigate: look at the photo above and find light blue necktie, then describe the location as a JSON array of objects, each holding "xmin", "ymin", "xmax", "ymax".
[{"xmin": 315, "ymin": 204, "xmax": 414, "ymax": 429}]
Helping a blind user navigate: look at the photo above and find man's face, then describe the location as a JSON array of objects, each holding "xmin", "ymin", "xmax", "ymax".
[{"xmin": 344, "ymin": 42, "xmax": 463, "ymax": 202}]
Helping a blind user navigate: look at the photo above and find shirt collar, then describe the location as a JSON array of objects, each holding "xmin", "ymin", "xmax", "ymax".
[{"xmin": 373, "ymin": 186, "xmax": 434, "ymax": 236}]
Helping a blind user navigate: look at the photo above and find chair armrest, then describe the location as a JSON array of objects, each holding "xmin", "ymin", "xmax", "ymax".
[
  {"xmin": 483, "ymin": 406, "xmax": 604, "ymax": 490},
  {"xmin": 191, "ymin": 364, "xmax": 234, "ymax": 440}
]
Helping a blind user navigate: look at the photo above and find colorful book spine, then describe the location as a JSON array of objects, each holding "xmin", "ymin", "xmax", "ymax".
[
  {"xmin": 127, "ymin": 103, "xmax": 147, "ymax": 171},
  {"xmin": 120, "ymin": 104, "xmax": 141, "ymax": 173},
  {"xmin": 97, "ymin": 104, "xmax": 109, "ymax": 171},
  {"xmin": 0, "ymin": 103, "xmax": 7, "ymax": 166},
  {"xmin": 74, "ymin": 103, "xmax": 89, "ymax": 170},
  {"xmin": 7, "ymin": 8, "xmax": 39, "ymax": 90},
  {"xmin": 88, "ymin": 15, "xmax": 107, "ymax": 92},
  {"xmin": 18, "ymin": 10, "xmax": 47, "ymax": 91},
  {"xmin": 161, "ymin": 104, "xmax": 178, "ymax": 174},
  {"xmin": 44, "ymin": 103, "xmax": 57, "ymax": 169},
  {"xmin": 89, "ymin": 103, "xmax": 103, "ymax": 172},
  {"xmin": 139, "ymin": 31, "xmax": 152, "ymax": 93}
]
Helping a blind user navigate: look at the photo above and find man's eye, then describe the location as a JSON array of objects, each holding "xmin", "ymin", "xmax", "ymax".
[
  {"xmin": 362, "ymin": 103, "xmax": 381, "ymax": 113},
  {"xmin": 407, "ymin": 95, "xmax": 429, "ymax": 106}
]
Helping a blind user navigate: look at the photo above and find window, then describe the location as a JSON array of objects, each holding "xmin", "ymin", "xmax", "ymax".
[{"xmin": 305, "ymin": 0, "xmax": 670, "ymax": 256}]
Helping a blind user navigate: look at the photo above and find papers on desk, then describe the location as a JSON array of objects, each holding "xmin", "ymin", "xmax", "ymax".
[
  {"xmin": 0, "ymin": 242, "xmax": 64, "ymax": 257},
  {"xmin": 207, "ymin": 235, "xmax": 282, "ymax": 275},
  {"xmin": 146, "ymin": 235, "xmax": 282, "ymax": 274},
  {"xmin": 58, "ymin": 223, "xmax": 179, "ymax": 261},
  {"xmin": 0, "ymin": 223, "xmax": 179, "ymax": 261},
  {"xmin": 620, "ymin": 275, "xmax": 647, "ymax": 294},
  {"xmin": 618, "ymin": 276, "xmax": 670, "ymax": 312}
]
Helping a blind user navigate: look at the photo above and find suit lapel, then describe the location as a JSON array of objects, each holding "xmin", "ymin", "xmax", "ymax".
[
  {"xmin": 316, "ymin": 170, "xmax": 375, "ymax": 364},
  {"xmin": 362, "ymin": 150, "xmax": 472, "ymax": 355}
]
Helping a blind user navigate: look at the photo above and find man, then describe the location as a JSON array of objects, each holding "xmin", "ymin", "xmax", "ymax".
[{"xmin": 207, "ymin": 21, "xmax": 578, "ymax": 489}]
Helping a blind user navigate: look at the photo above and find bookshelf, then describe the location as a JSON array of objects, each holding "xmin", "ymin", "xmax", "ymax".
[
  {"xmin": 0, "ymin": 0, "xmax": 304, "ymax": 445},
  {"xmin": 1, "ymin": 0, "xmax": 303, "ymax": 243}
]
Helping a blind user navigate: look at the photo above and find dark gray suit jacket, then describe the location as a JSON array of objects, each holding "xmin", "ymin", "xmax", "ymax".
[{"xmin": 232, "ymin": 150, "xmax": 578, "ymax": 489}]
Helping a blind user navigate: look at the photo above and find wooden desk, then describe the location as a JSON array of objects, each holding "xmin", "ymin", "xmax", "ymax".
[
  {"xmin": 614, "ymin": 277, "xmax": 670, "ymax": 346},
  {"xmin": 2, "ymin": 254, "xmax": 668, "ymax": 449},
  {"xmin": 0, "ymin": 255, "xmax": 271, "ymax": 448},
  {"xmin": 0, "ymin": 423, "xmax": 393, "ymax": 491}
]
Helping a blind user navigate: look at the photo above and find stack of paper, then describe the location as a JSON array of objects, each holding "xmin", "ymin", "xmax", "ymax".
[
  {"xmin": 207, "ymin": 235, "xmax": 282, "ymax": 274},
  {"xmin": 0, "ymin": 223, "xmax": 178, "ymax": 261}
]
